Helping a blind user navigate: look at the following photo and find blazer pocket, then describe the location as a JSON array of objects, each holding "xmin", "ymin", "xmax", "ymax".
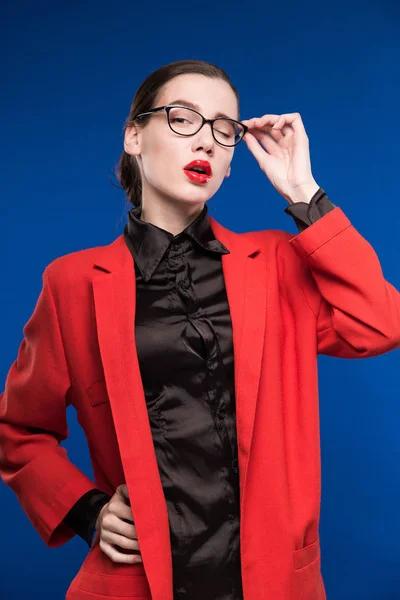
[
  {"xmin": 86, "ymin": 379, "xmax": 109, "ymax": 407},
  {"xmin": 294, "ymin": 535, "xmax": 320, "ymax": 570}
]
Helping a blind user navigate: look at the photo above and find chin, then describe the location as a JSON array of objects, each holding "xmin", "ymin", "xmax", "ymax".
[
  {"xmin": 172, "ymin": 187, "xmax": 213, "ymax": 205},
  {"xmin": 155, "ymin": 179, "xmax": 217, "ymax": 207}
]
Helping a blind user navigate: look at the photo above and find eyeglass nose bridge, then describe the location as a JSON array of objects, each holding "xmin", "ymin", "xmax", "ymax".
[{"xmin": 190, "ymin": 116, "xmax": 218, "ymax": 141}]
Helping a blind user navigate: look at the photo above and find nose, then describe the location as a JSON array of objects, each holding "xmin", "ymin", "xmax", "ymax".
[{"xmin": 191, "ymin": 122, "xmax": 215, "ymax": 154}]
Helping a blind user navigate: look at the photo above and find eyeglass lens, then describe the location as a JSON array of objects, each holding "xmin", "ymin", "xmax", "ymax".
[{"xmin": 168, "ymin": 107, "xmax": 244, "ymax": 146}]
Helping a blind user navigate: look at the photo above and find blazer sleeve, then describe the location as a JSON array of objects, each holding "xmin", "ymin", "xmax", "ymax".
[
  {"xmin": 284, "ymin": 187, "xmax": 336, "ymax": 232},
  {"xmin": 0, "ymin": 268, "xmax": 100, "ymax": 548},
  {"xmin": 281, "ymin": 195, "xmax": 400, "ymax": 358}
]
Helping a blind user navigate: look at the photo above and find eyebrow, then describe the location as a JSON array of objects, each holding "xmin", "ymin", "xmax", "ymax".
[{"xmin": 167, "ymin": 98, "xmax": 236, "ymax": 121}]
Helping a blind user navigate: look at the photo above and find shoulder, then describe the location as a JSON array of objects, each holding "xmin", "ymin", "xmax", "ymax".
[
  {"xmin": 209, "ymin": 215, "xmax": 294, "ymax": 255},
  {"xmin": 241, "ymin": 227, "xmax": 293, "ymax": 247},
  {"xmin": 242, "ymin": 225, "xmax": 310, "ymax": 270},
  {"xmin": 228, "ymin": 224, "xmax": 297, "ymax": 258},
  {"xmin": 43, "ymin": 234, "xmax": 123, "ymax": 292},
  {"xmin": 238, "ymin": 226, "xmax": 318, "ymax": 307},
  {"xmin": 245, "ymin": 227, "xmax": 321, "ymax": 317}
]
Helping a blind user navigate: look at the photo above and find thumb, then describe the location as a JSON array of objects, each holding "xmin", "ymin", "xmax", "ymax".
[{"xmin": 243, "ymin": 133, "xmax": 269, "ymax": 171}]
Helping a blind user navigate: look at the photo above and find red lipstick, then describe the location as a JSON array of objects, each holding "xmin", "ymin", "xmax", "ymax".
[{"xmin": 183, "ymin": 160, "xmax": 213, "ymax": 184}]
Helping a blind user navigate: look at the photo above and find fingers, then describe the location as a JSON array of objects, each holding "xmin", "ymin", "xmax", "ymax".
[
  {"xmin": 249, "ymin": 129, "xmax": 276, "ymax": 152},
  {"xmin": 243, "ymin": 117, "xmax": 284, "ymax": 145},
  {"xmin": 272, "ymin": 112, "xmax": 306, "ymax": 136},
  {"xmin": 99, "ymin": 539, "xmax": 143, "ymax": 564},
  {"xmin": 103, "ymin": 511, "xmax": 138, "ymax": 539},
  {"xmin": 99, "ymin": 511, "xmax": 142, "ymax": 563},
  {"xmin": 110, "ymin": 496, "xmax": 135, "ymax": 523},
  {"xmin": 270, "ymin": 125, "xmax": 292, "ymax": 142},
  {"xmin": 241, "ymin": 115, "xmax": 280, "ymax": 129},
  {"xmin": 243, "ymin": 132, "xmax": 270, "ymax": 169},
  {"xmin": 243, "ymin": 113, "xmax": 303, "ymax": 139},
  {"xmin": 97, "ymin": 484, "xmax": 143, "ymax": 564},
  {"xmin": 101, "ymin": 526, "xmax": 141, "ymax": 552}
]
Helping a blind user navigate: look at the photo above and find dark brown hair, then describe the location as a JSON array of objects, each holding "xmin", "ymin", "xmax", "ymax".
[{"xmin": 115, "ymin": 59, "xmax": 240, "ymax": 209}]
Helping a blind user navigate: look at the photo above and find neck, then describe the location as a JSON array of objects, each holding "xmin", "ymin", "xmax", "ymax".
[{"xmin": 139, "ymin": 194, "xmax": 205, "ymax": 237}]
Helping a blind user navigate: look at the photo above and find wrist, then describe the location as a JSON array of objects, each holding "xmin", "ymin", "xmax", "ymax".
[
  {"xmin": 287, "ymin": 180, "xmax": 320, "ymax": 205},
  {"xmin": 95, "ymin": 502, "xmax": 109, "ymax": 531}
]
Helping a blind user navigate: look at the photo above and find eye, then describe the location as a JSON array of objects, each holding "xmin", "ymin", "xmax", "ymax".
[{"xmin": 171, "ymin": 117, "xmax": 191, "ymax": 125}]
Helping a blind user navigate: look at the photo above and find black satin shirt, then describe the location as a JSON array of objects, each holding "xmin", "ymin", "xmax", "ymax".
[{"xmin": 64, "ymin": 188, "xmax": 336, "ymax": 599}]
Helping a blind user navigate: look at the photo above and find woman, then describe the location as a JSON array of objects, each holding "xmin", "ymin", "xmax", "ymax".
[{"xmin": 1, "ymin": 59, "xmax": 399, "ymax": 600}]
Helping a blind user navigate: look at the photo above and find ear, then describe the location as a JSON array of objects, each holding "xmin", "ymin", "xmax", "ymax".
[
  {"xmin": 124, "ymin": 124, "xmax": 142, "ymax": 156},
  {"xmin": 225, "ymin": 165, "xmax": 231, "ymax": 178}
]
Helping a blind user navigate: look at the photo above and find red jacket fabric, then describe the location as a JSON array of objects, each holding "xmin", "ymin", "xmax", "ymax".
[{"xmin": 1, "ymin": 206, "xmax": 399, "ymax": 600}]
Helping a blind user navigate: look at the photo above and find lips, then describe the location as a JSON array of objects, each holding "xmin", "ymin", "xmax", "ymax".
[{"xmin": 183, "ymin": 160, "xmax": 212, "ymax": 176}]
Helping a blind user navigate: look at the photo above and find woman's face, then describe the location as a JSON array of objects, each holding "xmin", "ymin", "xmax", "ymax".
[{"xmin": 124, "ymin": 73, "xmax": 239, "ymax": 209}]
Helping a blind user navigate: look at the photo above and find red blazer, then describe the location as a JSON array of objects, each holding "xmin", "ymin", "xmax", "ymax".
[{"xmin": 1, "ymin": 206, "xmax": 399, "ymax": 600}]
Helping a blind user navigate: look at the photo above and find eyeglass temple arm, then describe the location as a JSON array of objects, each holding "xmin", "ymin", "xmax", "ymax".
[{"xmin": 134, "ymin": 107, "xmax": 165, "ymax": 120}]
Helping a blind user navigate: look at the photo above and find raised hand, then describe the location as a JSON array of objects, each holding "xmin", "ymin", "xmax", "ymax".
[{"xmin": 241, "ymin": 112, "xmax": 319, "ymax": 204}]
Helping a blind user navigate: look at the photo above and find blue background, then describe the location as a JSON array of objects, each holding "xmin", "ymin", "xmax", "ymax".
[{"xmin": 1, "ymin": 1, "xmax": 399, "ymax": 598}]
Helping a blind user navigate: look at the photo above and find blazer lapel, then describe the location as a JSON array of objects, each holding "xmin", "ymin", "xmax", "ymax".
[
  {"xmin": 92, "ymin": 237, "xmax": 173, "ymax": 600},
  {"xmin": 91, "ymin": 220, "xmax": 266, "ymax": 600},
  {"xmin": 209, "ymin": 218, "xmax": 266, "ymax": 514}
]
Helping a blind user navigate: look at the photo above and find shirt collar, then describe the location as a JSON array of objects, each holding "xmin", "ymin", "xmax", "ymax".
[{"xmin": 123, "ymin": 203, "xmax": 230, "ymax": 282}]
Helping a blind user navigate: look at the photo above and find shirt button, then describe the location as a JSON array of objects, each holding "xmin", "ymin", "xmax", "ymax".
[
  {"xmin": 207, "ymin": 359, "xmax": 214, "ymax": 369},
  {"xmin": 217, "ymin": 408, "xmax": 225, "ymax": 419},
  {"xmin": 232, "ymin": 458, "xmax": 239, "ymax": 474},
  {"xmin": 180, "ymin": 280, "xmax": 189, "ymax": 289}
]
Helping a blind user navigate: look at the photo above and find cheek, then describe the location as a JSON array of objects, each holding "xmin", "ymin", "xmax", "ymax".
[
  {"xmin": 141, "ymin": 141, "xmax": 171, "ymax": 182},
  {"xmin": 217, "ymin": 155, "xmax": 233, "ymax": 179}
]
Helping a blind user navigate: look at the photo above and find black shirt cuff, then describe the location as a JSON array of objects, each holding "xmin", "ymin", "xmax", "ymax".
[
  {"xmin": 63, "ymin": 488, "xmax": 112, "ymax": 547},
  {"xmin": 284, "ymin": 187, "xmax": 336, "ymax": 233}
]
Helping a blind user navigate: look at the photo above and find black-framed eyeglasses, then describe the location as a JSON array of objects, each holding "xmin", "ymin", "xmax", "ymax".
[{"xmin": 134, "ymin": 105, "xmax": 248, "ymax": 147}]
